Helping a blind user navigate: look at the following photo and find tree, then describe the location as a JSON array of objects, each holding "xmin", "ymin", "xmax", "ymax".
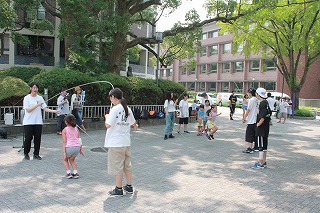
[{"xmin": 219, "ymin": 0, "xmax": 320, "ymax": 110}]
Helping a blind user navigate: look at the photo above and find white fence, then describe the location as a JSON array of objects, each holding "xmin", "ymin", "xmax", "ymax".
[{"xmin": 0, "ymin": 105, "xmax": 165, "ymax": 123}]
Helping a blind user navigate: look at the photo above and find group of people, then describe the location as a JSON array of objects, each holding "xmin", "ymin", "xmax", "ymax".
[{"xmin": 22, "ymin": 83, "xmax": 138, "ymax": 197}]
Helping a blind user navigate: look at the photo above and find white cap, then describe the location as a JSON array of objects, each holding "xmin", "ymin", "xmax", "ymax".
[{"xmin": 256, "ymin": 87, "xmax": 267, "ymax": 98}]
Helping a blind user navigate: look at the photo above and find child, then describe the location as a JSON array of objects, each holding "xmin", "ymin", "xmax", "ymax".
[
  {"xmin": 62, "ymin": 114, "xmax": 84, "ymax": 179},
  {"xmin": 206, "ymin": 105, "xmax": 222, "ymax": 140},
  {"xmin": 203, "ymin": 100, "xmax": 211, "ymax": 134},
  {"xmin": 278, "ymin": 98, "xmax": 290, "ymax": 124},
  {"xmin": 190, "ymin": 99, "xmax": 198, "ymax": 116},
  {"xmin": 197, "ymin": 104, "xmax": 205, "ymax": 136}
]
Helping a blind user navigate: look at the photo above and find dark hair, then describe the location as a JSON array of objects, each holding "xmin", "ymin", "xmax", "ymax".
[
  {"xmin": 267, "ymin": 92, "xmax": 271, "ymax": 97},
  {"xmin": 199, "ymin": 104, "xmax": 204, "ymax": 109},
  {"xmin": 248, "ymin": 88, "xmax": 256, "ymax": 96},
  {"xmin": 166, "ymin": 91, "xmax": 173, "ymax": 101},
  {"xmin": 206, "ymin": 108, "xmax": 211, "ymax": 116},
  {"xmin": 109, "ymin": 88, "xmax": 128, "ymax": 118},
  {"xmin": 64, "ymin": 114, "xmax": 77, "ymax": 127},
  {"xmin": 29, "ymin": 82, "xmax": 39, "ymax": 93},
  {"xmin": 183, "ymin": 93, "xmax": 189, "ymax": 98}
]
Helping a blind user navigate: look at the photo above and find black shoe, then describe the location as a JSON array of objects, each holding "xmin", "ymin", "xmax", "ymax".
[
  {"xmin": 108, "ymin": 187, "xmax": 123, "ymax": 197},
  {"xmin": 124, "ymin": 184, "xmax": 133, "ymax": 194},
  {"xmin": 33, "ymin": 155, "xmax": 42, "ymax": 160},
  {"xmin": 210, "ymin": 135, "xmax": 214, "ymax": 139},
  {"xmin": 164, "ymin": 135, "xmax": 168, "ymax": 140},
  {"xmin": 184, "ymin": 131, "xmax": 190, "ymax": 133},
  {"xmin": 24, "ymin": 154, "xmax": 30, "ymax": 160},
  {"xmin": 242, "ymin": 148, "xmax": 253, "ymax": 154},
  {"xmin": 168, "ymin": 134, "xmax": 175, "ymax": 138},
  {"xmin": 206, "ymin": 134, "xmax": 212, "ymax": 140},
  {"xmin": 230, "ymin": 117, "xmax": 233, "ymax": 120}
]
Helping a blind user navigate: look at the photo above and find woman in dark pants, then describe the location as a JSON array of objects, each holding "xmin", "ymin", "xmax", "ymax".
[{"xmin": 23, "ymin": 82, "xmax": 59, "ymax": 160}]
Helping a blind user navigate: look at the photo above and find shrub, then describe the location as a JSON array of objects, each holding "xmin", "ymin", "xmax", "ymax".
[
  {"xmin": 158, "ymin": 79, "xmax": 187, "ymax": 103},
  {"xmin": 294, "ymin": 109, "xmax": 314, "ymax": 117},
  {"xmin": 0, "ymin": 67, "xmax": 41, "ymax": 83},
  {"xmin": 0, "ymin": 76, "xmax": 29, "ymax": 106}
]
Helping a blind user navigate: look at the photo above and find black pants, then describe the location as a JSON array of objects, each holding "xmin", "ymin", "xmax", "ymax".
[
  {"xmin": 230, "ymin": 104, "xmax": 236, "ymax": 115},
  {"xmin": 57, "ymin": 115, "xmax": 67, "ymax": 132},
  {"xmin": 24, "ymin": 125, "xmax": 42, "ymax": 156}
]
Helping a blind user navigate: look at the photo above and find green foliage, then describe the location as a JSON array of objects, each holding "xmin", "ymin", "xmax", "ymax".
[
  {"xmin": 0, "ymin": 0, "xmax": 17, "ymax": 30},
  {"xmin": 294, "ymin": 109, "xmax": 314, "ymax": 117},
  {"xmin": 158, "ymin": 79, "xmax": 186, "ymax": 102},
  {"xmin": 0, "ymin": 76, "xmax": 29, "ymax": 105},
  {"xmin": 127, "ymin": 46, "xmax": 141, "ymax": 63},
  {"xmin": 0, "ymin": 67, "xmax": 41, "ymax": 83},
  {"xmin": 10, "ymin": 32, "xmax": 30, "ymax": 46}
]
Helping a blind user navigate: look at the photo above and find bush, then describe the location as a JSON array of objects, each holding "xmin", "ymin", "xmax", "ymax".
[
  {"xmin": 0, "ymin": 76, "xmax": 29, "ymax": 106},
  {"xmin": 294, "ymin": 109, "xmax": 314, "ymax": 117},
  {"xmin": 0, "ymin": 67, "xmax": 41, "ymax": 83},
  {"xmin": 158, "ymin": 79, "xmax": 186, "ymax": 103}
]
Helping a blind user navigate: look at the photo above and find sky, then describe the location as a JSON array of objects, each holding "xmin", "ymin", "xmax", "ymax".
[{"xmin": 156, "ymin": 0, "xmax": 207, "ymax": 32}]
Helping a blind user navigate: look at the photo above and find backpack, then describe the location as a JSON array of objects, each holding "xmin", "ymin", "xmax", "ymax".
[
  {"xmin": 266, "ymin": 101, "xmax": 273, "ymax": 119},
  {"xmin": 140, "ymin": 109, "xmax": 149, "ymax": 119},
  {"xmin": 149, "ymin": 110, "xmax": 156, "ymax": 118},
  {"xmin": 156, "ymin": 110, "xmax": 165, "ymax": 118}
]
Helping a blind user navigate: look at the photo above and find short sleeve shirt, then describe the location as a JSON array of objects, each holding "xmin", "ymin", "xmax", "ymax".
[
  {"xmin": 256, "ymin": 100, "xmax": 270, "ymax": 137},
  {"xmin": 23, "ymin": 94, "xmax": 47, "ymax": 125},
  {"xmin": 229, "ymin": 94, "xmax": 237, "ymax": 105}
]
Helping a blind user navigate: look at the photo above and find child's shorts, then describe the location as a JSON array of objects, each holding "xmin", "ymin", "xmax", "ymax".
[
  {"xmin": 279, "ymin": 112, "xmax": 287, "ymax": 118},
  {"xmin": 107, "ymin": 146, "xmax": 132, "ymax": 176},
  {"xmin": 65, "ymin": 146, "xmax": 80, "ymax": 157},
  {"xmin": 207, "ymin": 120, "xmax": 215, "ymax": 129}
]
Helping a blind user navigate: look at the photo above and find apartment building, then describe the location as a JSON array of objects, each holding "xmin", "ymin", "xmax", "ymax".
[
  {"xmin": 0, "ymin": 1, "xmax": 156, "ymax": 78},
  {"xmin": 165, "ymin": 22, "xmax": 320, "ymax": 99}
]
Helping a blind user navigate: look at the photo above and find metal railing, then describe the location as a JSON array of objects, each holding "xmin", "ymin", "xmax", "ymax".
[{"xmin": 0, "ymin": 105, "xmax": 165, "ymax": 123}]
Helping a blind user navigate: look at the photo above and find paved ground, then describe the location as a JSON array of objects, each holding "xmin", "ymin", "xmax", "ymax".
[{"xmin": 0, "ymin": 107, "xmax": 320, "ymax": 213}]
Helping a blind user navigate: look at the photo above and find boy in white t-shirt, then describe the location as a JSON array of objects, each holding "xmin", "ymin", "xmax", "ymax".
[
  {"xmin": 177, "ymin": 94, "xmax": 190, "ymax": 134},
  {"xmin": 277, "ymin": 98, "xmax": 290, "ymax": 124}
]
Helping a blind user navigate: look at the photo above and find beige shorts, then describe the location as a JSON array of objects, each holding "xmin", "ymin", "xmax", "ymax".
[
  {"xmin": 108, "ymin": 147, "xmax": 132, "ymax": 175},
  {"xmin": 207, "ymin": 120, "xmax": 216, "ymax": 129}
]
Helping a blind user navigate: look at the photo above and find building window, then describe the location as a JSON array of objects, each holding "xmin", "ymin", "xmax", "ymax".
[
  {"xmin": 264, "ymin": 59, "xmax": 276, "ymax": 71},
  {"xmin": 221, "ymin": 82, "xmax": 229, "ymax": 92},
  {"xmin": 181, "ymin": 67, "xmax": 187, "ymax": 75},
  {"xmin": 263, "ymin": 82, "xmax": 276, "ymax": 91},
  {"xmin": 209, "ymin": 82, "xmax": 216, "ymax": 92},
  {"xmin": 235, "ymin": 61, "xmax": 244, "ymax": 72},
  {"xmin": 237, "ymin": 43, "xmax": 244, "ymax": 53},
  {"xmin": 209, "ymin": 63, "xmax": 217, "ymax": 73},
  {"xmin": 208, "ymin": 30, "xmax": 219, "ymax": 38},
  {"xmin": 189, "ymin": 68, "xmax": 195, "ymax": 75},
  {"xmin": 250, "ymin": 60, "xmax": 260, "ymax": 72},
  {"xmin": 169, "ymin": 68, "xmax": 172, "ymax": 76},
  {"xmin": 200, "ymin": 82, "xmax": 205, "ymax": 91},
  {"xmin": 202, "ymin": 33, "xmax": 207, "ymax": 40},
  {"xmin": 222, "ymin": 63, "xmax": 230, "ymax": 73},
  {"xmin": 201, "ymin": 47, "xmax": 207, "ymax": 56},
  {"xmin": 200, "ymin": 64, "xmax": 206, "ymax": 74},
  {"xmin": 209, "ymin": 45, "xmax": 218, "ymax": 55},
  {"xmin": 223, "ymin": 43, "xmax": 231, "ymax": 54},
  {"xmin": 189, "ymin": 82, "xmax": 195, "ymax": 90},
  {"xmin": 233, "ymin": 82, "xmax": 243, "ymax": 93}
]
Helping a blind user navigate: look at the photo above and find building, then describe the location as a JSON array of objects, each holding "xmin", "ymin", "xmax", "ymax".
[
  {"xmin": 165, "ymin": 22, "xmax": 320, "ymax": 99},
  {"xmin": 0, "ymin": 1, "xmax": 156, "ymax": 78}
]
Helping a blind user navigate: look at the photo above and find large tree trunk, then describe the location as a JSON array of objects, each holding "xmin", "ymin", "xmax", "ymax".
[
  {"xmin": 290, "ymin": 90, "xmax": 300, "ymax": 113},
  {"xmin": 0, "ymin": 33, "xmax": 4, "ymax": 56},
  {"xmin": 106, "ymin": 32, "xmax": 127, "ymax": 74}
]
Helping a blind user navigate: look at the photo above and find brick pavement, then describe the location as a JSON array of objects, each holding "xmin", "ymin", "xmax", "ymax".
[{"xmin": 0, "ymin": 107, "xmax": 319, "ymax": 213}]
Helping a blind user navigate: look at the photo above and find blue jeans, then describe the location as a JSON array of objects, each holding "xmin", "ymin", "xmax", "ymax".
[{"xmin": 165, "ymin": 112, "xmax": 175, "ymax": 135}]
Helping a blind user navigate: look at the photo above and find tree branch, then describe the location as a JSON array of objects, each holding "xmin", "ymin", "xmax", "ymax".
[
  {"xmin": 40, "ymin": 0, "xmax": 62, "ymax": 19},
  {"xmin": 129, "ymin": 0, "xmax": 161, "ymax": 15}
]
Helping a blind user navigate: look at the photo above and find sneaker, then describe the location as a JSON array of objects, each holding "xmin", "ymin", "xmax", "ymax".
[
  {"xmin": 262, "ymin": 162, "xmax": 267, "ymax": 168},
  {"xmin": 197, "ymin": 133, "xmax": 202, "ymax": 136},
  {"xmin": 33, "ymin": 155, "xmax": 42, "ymax": 160},
  {"xmin": 124, "ymin": 184, "xmax": 133, "ymax": 194},
  {"xmin": 251, "ymin": 162, "xmax": 265, "ymax": 169},
  {"xmin": 72, "ymin": 173, "xmax": 79, "ymax": 179},
  {"xmin": 108, "ymin": 187, "xmax": 123, "ymax": 197},
  {"xmin": 210, "ymin": 135, "xmax": 214, "ymax": 140},
  {"xmin": 168, "ymin": 134, "xmax": 175, "ymax": 138},
  {"xmin": 164, "ymin": 135, "xmax": 168, "ymax": 140},
  {"xmin": 177, "ymin": 131, "xmax": 181, "ymax": 134},
  {"xmin": 206, "ymin": 134, "xmax": 212, "ymax": 140},
  {"xmin": 24, "ymin": 154, "xmax": 30, "ymax": 160},
  {"xmin": 65, "ymin": 173, "xmax": 73, "ymax": 179},
  {"xmin": 242, "ymin": 148, "xmax": 253, "ymax": 154},
  {"xmin": 184, "ymin": 131, "xmax": 190, "ymax": 133}
]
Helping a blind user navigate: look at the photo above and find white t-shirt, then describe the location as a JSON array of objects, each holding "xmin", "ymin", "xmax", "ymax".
[
  {"xmin": 57, "ymin": 95, "xmax": 70, "ymax": 115},
  {"xmin": 201, "ymin": 97, "xmax": 213, "ymax": 105},
  {"xmin": 104, "ymin": 104, "xmax": 136, "ymax": 147},
  {"xmin": 23, "ymin": 94, "xmax": 47, "ymax": 125},
  {"xmin": 164, "ymin": 100, "xmax": 176, "ymax": 112},
  {"xmin": 279, "ymin": 101, "xmax": 289, "ymax": 113},
  {"xmin": 179, "ymin": 99, "xmax": 189, "ymax": 118},
  {"xmin": 267, "ymin": 97, "xmax": 276, "ymax": 111},
  {"xmin": 246, "ymin": 96, "xmax": 259, "ymax": 124}
]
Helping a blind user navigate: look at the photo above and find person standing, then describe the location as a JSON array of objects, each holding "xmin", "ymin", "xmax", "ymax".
[
  {"xmin": 242, "ymin": 94, "xmax": 249, "ymax": 120},
  {"xmin": 177, "ymin": 94, "xmax": 190, "ymax": 134},
  {"xmin": 104, "ymin": 88, "xmax": 138, "ymax": 197},
  {"xmin": 251, "ymin": 87, "xmax": 270, "ymax": 169},
  {"xmin": 62, "ymin": 114, "xmax": 84, "ymax": 179},
  {"xmin": 277, "ymin": 98, "xmax": 290, "ymax": 124},
  {"xmin": 266, "ymin": 92, "xmax": 276, "ymax": 125},
  {"xmin": 23, "ymin": 82, "xmax": 59, "ymax": 160},
  {"xmin": 71, "ymin": 86, "xmax": 86, "ymax": 132},
  {"xmin": 56, "ymin": 88, "xmax": 69, "ymax": 135},
  {"xmin": 164, "ymin": 91, "xmax": 178, "ymax": 140},
  {"xmin": 229, "ymin": 91, "xmax": 237, "ymax": 120},
  {"xmin": 242, "ymin": 88, "xmax": 259, "ymax": 154}
]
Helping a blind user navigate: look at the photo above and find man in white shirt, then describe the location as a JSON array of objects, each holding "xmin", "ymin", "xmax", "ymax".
[
  {"xmin": 178, "ymin": 94, "xmax": 190, "ymax": 134},
  {"xmin": 242, "ymin": 88, "xmax": 259, "ymax": 154}
]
